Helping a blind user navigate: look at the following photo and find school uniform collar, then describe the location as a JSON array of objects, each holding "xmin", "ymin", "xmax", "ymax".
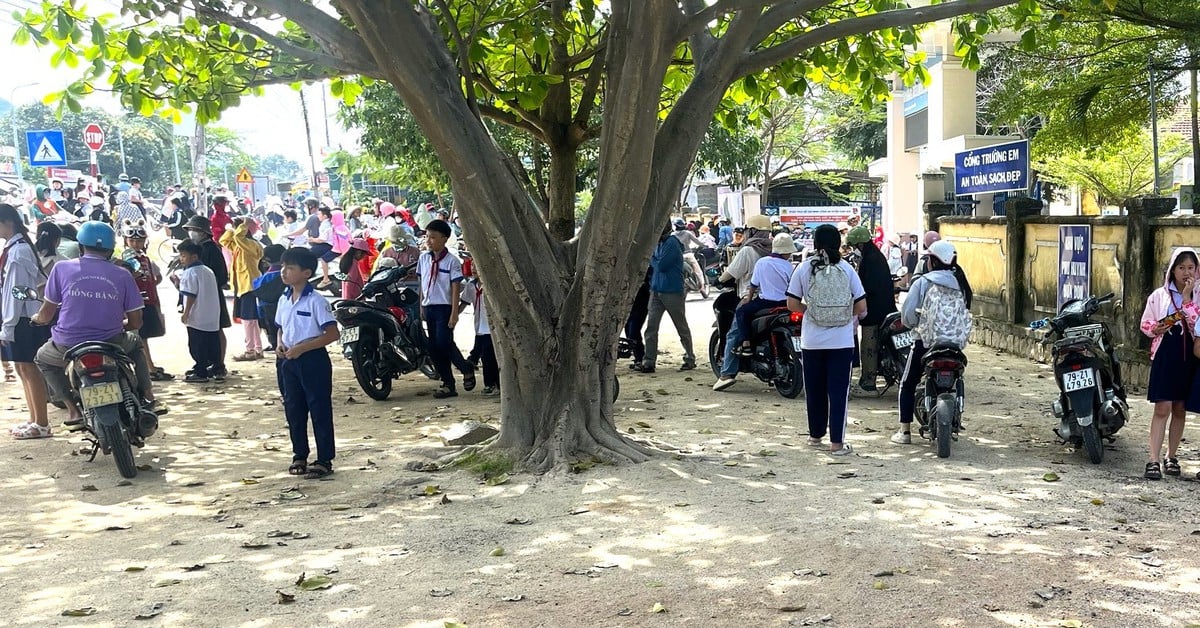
[
  {"xmin": 283, "ymin": 283, "xmax": 315, "ymax": 298},
  {"xmin": 185, "ymin": 261, "xmax": 205, "ymax": 269}
]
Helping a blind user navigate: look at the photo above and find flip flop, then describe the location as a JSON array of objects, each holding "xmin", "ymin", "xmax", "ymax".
[{"xmin": 462, "ymin": 368, "xmax": 477, "ymax": 392}]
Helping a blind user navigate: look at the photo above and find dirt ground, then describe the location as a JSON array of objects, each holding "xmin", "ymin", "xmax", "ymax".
[{"xmin": 1, "ymin": 290, "xmax": 1199, "ymax": 628}]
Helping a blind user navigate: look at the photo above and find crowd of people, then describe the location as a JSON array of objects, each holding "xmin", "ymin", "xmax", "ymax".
[{"xmin": 1, "ymin": 172, "xmax": 488, "ymax": 480}]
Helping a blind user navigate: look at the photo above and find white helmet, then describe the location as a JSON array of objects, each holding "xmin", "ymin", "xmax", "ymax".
[{"xmin": 928, "ymin": 240, "xmax": 957, "ymax": 265}]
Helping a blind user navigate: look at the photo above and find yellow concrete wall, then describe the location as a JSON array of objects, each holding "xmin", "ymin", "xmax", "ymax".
[
  {"xmin": 938, "ymin": 219, "xmax": 1007, "ymax": 320},
  {"xmin": 1153, "ymin": 223, "xmax": 1200, "ymax": 282},
  {"xmin": 1024, "ymin": 221, "xmax": 1126, "ymax": 318}
]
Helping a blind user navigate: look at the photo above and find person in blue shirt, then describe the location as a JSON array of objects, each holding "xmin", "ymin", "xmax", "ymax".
[
  {"xmin": 718, "ymin": 219, "xmax": 734, "ymax": 249},
  {"xmin": 633, "ymin": 223, "xmax": 695, "ymax": 373}
]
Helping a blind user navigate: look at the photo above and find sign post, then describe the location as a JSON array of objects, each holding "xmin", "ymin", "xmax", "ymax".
[
  {"xmin": 235, "ymin": 167, "xmax": 254, "ymax": 201},
  {"xmin": 1058, "ymin": 225, "xmax": 1091, "ymax": 311},
  {"xmin": 954, "ymin": 139, "xmax": 1030, "ymax": 196},
  {"xmin": 82, "ymin": 123, "xmax": 105, "ymax": 177}
]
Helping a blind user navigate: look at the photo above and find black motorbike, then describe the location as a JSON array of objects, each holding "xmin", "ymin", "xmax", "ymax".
[
  {"xmin": 913, "ymin": 343, "xmax": 968, "ymax": 458},
  {"xmin": 1041, "ymin": 292, "xmax": 1127, "ymax": 464},
  {"xmin": 876, "ymin": 311, "xmax": 913, "ymax": 393},
  {"xmin": 13, "ymin": 287, "xmax": 158, "ymax": 479},
  {"xmin": 707, "ymin": 288, "xmax": 805, "ymax": 398},
  {"xmin": 332, "ymin": 264, "xmax": 437, "ymax": 400}
]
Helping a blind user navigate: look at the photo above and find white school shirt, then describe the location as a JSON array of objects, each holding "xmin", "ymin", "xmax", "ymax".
[
  {"xmin": 416, "ymin": 249, "xmax": 464, "ymax": 306},
  {"xmin": 275, "ymin": 283, "xmax": 337, "ymax": 348},
  {"xmin": 179, "ymin": 262, "xmax": 221, "ymax": 332},
  {"xmin": 750, "ymin": 255, "xmax": 794, "ymax": 301},
  {"xmin": 460, "ymin": 280, "xmax": 490, "ymax": 335},
  {"xmin": 785, "ymin": 258, "xmax": 866, "ymax": 350}
]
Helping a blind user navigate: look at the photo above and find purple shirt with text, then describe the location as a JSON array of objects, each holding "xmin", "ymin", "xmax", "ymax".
[{"xmin": 44, "ymin": 255, "xmax": 144, "ymax": 347}]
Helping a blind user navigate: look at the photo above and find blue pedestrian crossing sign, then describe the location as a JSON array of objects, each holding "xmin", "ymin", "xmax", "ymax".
[{"xmin": 26, "ymin": 129, "xmax": 68, "ymax": 167}]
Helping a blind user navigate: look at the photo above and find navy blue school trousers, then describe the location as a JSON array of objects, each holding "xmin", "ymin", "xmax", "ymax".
[
  {"xmin": 278, "ymin": 348, "xmax": 336, "ymax": 465},
  {"xmin": 801, "ymin": 347, "xmax": 855, "ymax": 444}
]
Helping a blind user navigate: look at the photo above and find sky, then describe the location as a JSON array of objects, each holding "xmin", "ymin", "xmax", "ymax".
[{"xmin": 0, "ymin": 0, "xmax": 356, "ymax": 168}]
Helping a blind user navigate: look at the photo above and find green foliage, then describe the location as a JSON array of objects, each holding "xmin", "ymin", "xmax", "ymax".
[{"xmin": 1033, "ymin": 128, "xmax": 1190, "ymax": 206}]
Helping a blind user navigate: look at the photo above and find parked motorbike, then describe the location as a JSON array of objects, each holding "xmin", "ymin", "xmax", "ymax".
[
  {"xmin": 333, "ymin": 264, "xmax": 438, "ymax": 400},
  {"xmin": 707, "ymin": 286, "xmax": 805, "ymax": 398},
  {"xmin": 683, "ymin": 253, "xmax": 709, "ymax": 299},
  {"xmin": 13, "ymin": 286, "xmax": 158, "ymax": 479},
  {"xmin": 1039, "ymin": 292, "xmax": 1126, "ymax": 464},
  {"xmin": 875, "ymin": 311, "xmax": 914, "ymax": 394}
]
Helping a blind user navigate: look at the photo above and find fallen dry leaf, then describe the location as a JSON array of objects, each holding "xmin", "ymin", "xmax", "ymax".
[
  {"xmin": 61, "ymin": 607, "xmax": 98, "ymax": 617},
  {"xmin": 275, "ymin": 590, "xmax": 295, "ymax": 604},
  {"xmin": 650, "ymin": 602, "xmax": 668, "ymax": 613},
  {"xmin": 133, "ymin": 602, "xmax": 164, "ymax": 620}
]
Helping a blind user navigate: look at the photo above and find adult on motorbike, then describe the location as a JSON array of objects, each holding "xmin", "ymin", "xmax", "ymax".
[
  {"xmin": 891, "ymin": 240, "xmax": 973, "ymax": 445},
  {"xmin": 845, "ymin": 226, "xmax": 897, "ymax": 392},
  {"xmin": 712, "ymin": 214, "xmax": 774, "ymax": 391},
  {"xmin": 33, "ymin": 221, "xmax": 162, "ymax": 425},
  {"xmin": 730, "ymin": 233, "xmax": 797, "ymax": 356}
]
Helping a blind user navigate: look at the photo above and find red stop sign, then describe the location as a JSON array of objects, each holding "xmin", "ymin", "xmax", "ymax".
[{"xmin": 83, "ymin": 123, "xmax": 105, "ymax": 152}]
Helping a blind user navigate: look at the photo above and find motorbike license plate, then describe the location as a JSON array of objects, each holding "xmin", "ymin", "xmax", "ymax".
[
  {"xmin": 79, "ymin": 382, "xmax": 122, "ymax": 410},
  {"xmin": 340, "ymin": 326, "xmax": 360, "ymax": 345},
  {"xmin": 790, "ymin": 336, "xmax": 802, "ymax": 352},
  {"xmin": 1063, "ymin": 368, "xmax": 1096, "ymax": 392},
  {"xmin": 892, "ymin": 331, "xmax": 914, "ymax": 349}
]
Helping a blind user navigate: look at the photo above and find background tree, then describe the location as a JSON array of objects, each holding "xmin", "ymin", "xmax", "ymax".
[
  {"xmin": 21, "ymin": 0, "xmax": 1030, "ymax": 472},
  {"xmin": 1034, "ymin": 128, "xmax": 1190, "ymax": 207}
]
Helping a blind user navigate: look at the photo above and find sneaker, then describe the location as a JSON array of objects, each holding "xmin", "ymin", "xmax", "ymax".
[
  {"xmin": 890, "ymin": 430, "xmax": 912, "ymax": 445},
  {"xmin": 184, "ymin": 373, "xmax": 211, "ymax": 384},
  {"xmin": 679, "ymin": 360, "xmax": 697, "ymax": 372},
  {"xmin": 858, "ymin": 379, "xmax": 878, "ymax": 392},
  {"xmin": 144, "ymin": 399, "xmax": 168, "ymax": 416},
  {"xmin": 713, "ymin": 377, "xmax": 737, "ymax": 392},
  {"xmin": 630, "ymin": 363, "xmax": 655, "ymax": 374},
  {"xmin": 829, "ymin": 444, "xmax": 854, "ymax": 456},
  {"xmin": 481, "ymin": 386, "xmax": 499, "ymax": 396},
  {"xmin": 210, "ymin": 368, "xmax": 228, "ymax": 382}
]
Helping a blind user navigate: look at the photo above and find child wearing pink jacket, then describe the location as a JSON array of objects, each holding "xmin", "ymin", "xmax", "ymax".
[{"xmin": 1139, "ymin": 247, "xmax": 1199, "ymax": 480}]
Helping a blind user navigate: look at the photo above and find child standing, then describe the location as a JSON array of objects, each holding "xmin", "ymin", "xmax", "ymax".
[
  {"xmin": 220, "ymin": 217, "xmax": 265, "ymax": 361},
  {"xmin": 254, "ymin": 245, "xmax": 286, "ymax": 353},
  {"xmin": 178, "ymin": 240, "xmax": 222, "ymax": 383},
  {"xmin": 460, "ymin": 272, "xmax": 499, "ymax": 395},
  {"xmin": 275, "ymin": 248, "xmax": 338, "ymax": 479},
  {"xmin": 418, "ymin": 219, "xmax": 476, "ymax": 398},
  {"xmin": 1141, "ymin": 247, "xmax": 1199, "ymax": 480},
  {"xmin": 121, "ymin": 222, "xmax": 172, "ymax": 381}
]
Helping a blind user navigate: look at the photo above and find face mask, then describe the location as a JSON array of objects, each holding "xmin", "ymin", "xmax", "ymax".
[{"xmin": 188, "ymin": 231, "xmax": 205, "ymax": 244}]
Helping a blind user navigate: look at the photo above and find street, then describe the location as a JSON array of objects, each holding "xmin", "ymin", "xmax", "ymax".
[{"xmin": 0, "ymin": 285, "xmax": 1198, "ymax": 627}]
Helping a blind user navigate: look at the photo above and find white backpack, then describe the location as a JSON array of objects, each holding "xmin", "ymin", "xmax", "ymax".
[
  {"xmin": 807, "ymin": 262, "xmax": 854, "ymax": 327},
  {"xmin": 916, "ymin": 282, "xmax": 973, "ymax": 348}
]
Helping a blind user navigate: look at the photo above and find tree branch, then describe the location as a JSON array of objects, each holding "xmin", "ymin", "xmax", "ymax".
[
  {"xmin": 472, "ymin": 68, "xmax": 549, "ymax": 136},
  {"xmin": 479, "ymin": 103, "xmax": 549, "ymax": 141},
  {"xmin": 432, "ymin": 0, "xmax": 482, "ymax": 119},
  {"xmin": 739, "ymin": 0, "xmax": 1018, "ymax": 77},
  {"xmin": 243, "ymin": 0, "xmax": 378, "ymax": 73}
]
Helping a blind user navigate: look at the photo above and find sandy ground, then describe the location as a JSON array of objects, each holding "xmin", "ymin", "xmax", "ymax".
[{"xmin": 1, "ymin": 284, "xmax": 1199, "ymax": 628}]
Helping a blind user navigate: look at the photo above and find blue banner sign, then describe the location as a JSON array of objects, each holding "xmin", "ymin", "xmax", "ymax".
[
  {"xmin": 954, "ymin": 139, "xmax": 1029, "ymax": 195},
  {"xmin": 1058, "ymin": 225, "xmax": 1091, "ymax": 311}
]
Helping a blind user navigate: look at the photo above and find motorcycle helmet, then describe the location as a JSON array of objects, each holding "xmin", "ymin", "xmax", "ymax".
[
  {"xmin": 673, "ymin": 218, "xmax": 687, "ymax": 230},
  {"xmin": 78, "ymin": 220, "xmax": 117, "ymax": 250},
  {"xmin": 845, "ymin": 226, "xmax": 872, "ymax": 245},
  {"xmin": 121, "ymin": 219, "xmax": 148, "ymax": 239}
]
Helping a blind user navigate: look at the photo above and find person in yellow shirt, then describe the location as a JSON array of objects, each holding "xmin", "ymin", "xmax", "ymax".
[{"xmin": 220, "ymin": 218, "xmax": 266, "ymax": 361}]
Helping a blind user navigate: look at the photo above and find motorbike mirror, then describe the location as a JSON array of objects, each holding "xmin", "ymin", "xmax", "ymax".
[{"xmin": 11, "ymin": 286, "xmax": 39, "ymax": 301}]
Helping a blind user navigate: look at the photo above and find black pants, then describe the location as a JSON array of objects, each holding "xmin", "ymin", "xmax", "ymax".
[
  {"xmin": 898, "ymin": 341, "xmax": 928, "ymax": 425},
  {"xmin": 187, "ymin": 328, "xmax": 221, "ymax": 375},
  {"xmin": 278, "ymin": 349, "xmax": 335, "ymax": 465},
  {"xmin": 624, "ymin": 280, "xmax": 651, "ymax": 363},
  {"xmin": 424, "ymin": 304, "xmax": 473, "ymax": 389},
  {"xmin": 476, "ymin": 334, "xmax": 499, "ymax": 388}
]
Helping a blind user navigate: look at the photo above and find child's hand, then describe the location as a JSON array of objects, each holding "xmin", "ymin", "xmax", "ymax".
[
  {"xmin": 180, "ymin": 312, "xmax": 189, "ymax": 325},
  {"xmin": 284, "ymin": 346, "xmax": 306, "ymax": 360},
  {"xmin": 1153, "ymin": 321, "xmax": 1170, "ymax": 335},
  {"xmin": 448, "ymin": 312, "xmax": 459, "ymax": 329}
]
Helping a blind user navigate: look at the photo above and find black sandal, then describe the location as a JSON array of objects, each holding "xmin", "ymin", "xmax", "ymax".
[
  {"xmin": 1164, "ymin": 457, "xmax": 1181, "ymax": 476},
  {"xmin": 1144, "ymin": 462, "xmax": 1163, "ymax": 480},
  {"xmin": 304, "ymin": 462, "xmax": 333, "ymax": 479},
  {"xmin": 288, "ymin": 460, "xmax": 307, "ymax": 476},
  {"xmin": 462, "ymin": 368, "xmax": 477, "ymax": 392},
  {"xmin": 432, "ymin": 386, "xmax": 458, "ymax": 399}
]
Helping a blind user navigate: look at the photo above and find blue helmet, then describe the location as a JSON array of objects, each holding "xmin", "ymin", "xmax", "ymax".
[{"xmin": 78, "ymin": 220, "xmax": 116, "ymax": 250}]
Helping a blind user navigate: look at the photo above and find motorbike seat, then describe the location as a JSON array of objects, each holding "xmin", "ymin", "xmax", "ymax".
[
  {"xmin": 923, "ymin": 344, "xmax": 968, "ymax": 367},
  {"xmin": 65, "ymin": 341, "xmax": 130, "ymax": 361},
  {"xmin": 750, "ymin": 307, "xmax": 791, "ymax": 336}
]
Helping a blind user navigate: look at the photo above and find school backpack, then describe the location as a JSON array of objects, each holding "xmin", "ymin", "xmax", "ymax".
[
  {"xmin": 915, "ymin": 281, "xmax": 973, "ymax": 348},
  {"xmin": 806, "ymin": 262, "xmax": 854, "ymax": 327}
]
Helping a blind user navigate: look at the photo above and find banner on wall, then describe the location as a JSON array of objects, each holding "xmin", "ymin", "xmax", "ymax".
[
  {"xmin": 1058, "ymin": 225, "xmax": 1091, "ymax": 311},
  {"xmin": 779, "ymin": 206, "xmax": 860, "ymax": 248}
]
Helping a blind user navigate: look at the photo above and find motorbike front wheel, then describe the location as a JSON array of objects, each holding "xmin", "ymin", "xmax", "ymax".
[
  {"xmin": 707, "ymin": 330, "xmax": 724, "ymax": 378},
  {"xmin": 934, "ymin": 393, "xmax": 955, "ymax": 459},
  {"xmin": 351, "ymin": 336, "xmax": 393, "ymax": 401},
  {"xmin": 97, "ymin": 407, "xmax": 138, "ymax": 479},
  {"xmin": 1081, "ymin": 419, "xmax": 1104, "ymax": 464}
]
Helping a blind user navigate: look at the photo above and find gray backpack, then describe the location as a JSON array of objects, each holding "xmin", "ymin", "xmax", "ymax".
[{"xmin": 807, "ymin": 262, "xmax": 854, "ymax": 327}]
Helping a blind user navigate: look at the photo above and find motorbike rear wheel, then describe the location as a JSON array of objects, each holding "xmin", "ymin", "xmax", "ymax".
[
  {"xmin": 97, "ymin": 409, "xmax": 138, "ymax": 479},
  {"xmin": 934, "ymin": 394, "xmax": 954, "ymax": 459},
  {"xmin": 774, "ymin": 344, "xmax": 805, "ymax": 399},
  {"xmin": 1081, "ymin": 420, "xmax": 1104, "ymax": 464},
  {"xmin": 351, "ymin": 336, "xmax": 393, "ymax": 401}
]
